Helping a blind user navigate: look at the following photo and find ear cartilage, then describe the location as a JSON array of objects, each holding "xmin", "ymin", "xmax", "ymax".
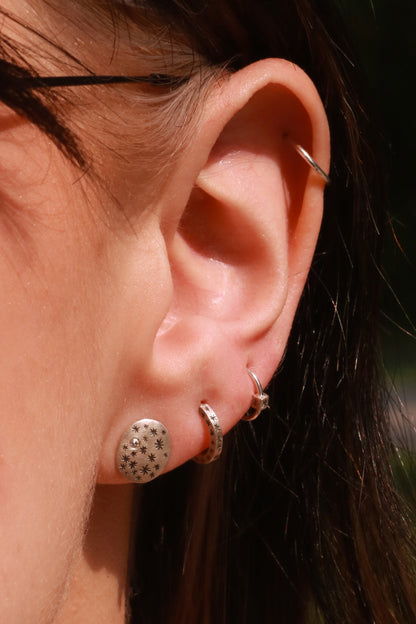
[
  {"xmin": 241, "ymin": 369, "xmax": 270, "ymax": 422},
  {"xmin": 116, "ymin": 419, "xmax": 171, "ymax": 483},
  {"xmin": 193, "ymin": 402, "xmax": 223, "ymax": 464},
  {"xmin": 292, "ymin": 142, "xmax": 330, "ymax": 185}
]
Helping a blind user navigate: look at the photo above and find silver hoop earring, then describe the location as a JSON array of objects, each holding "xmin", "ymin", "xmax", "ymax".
[
  {"xmin": 193, "ymin": 402, "xmax": 223, "ymax": 464},
  {"xmin": 242, "ymin": 369, "xmax": 270, "ymax": 421},
  {"xmin": 116, "ymin": 419, "xmax": 171, "ymax": 483},
  {"xmin": 292, "ymin": 142, "xmax": 330, "ymax": 184}
]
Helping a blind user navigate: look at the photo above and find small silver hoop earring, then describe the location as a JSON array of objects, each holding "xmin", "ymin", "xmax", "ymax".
[
  {"xmin": 193, "ymin": 402, "xmax": 223, "ymax": 464},
  {"xmin": 116, "ymin": 419, "xmax": 171, "ymax": 483},
  {"xmin": 242, "ymin": 369, "xmax": 270, "ymax": 421},
  {"xmin": 292, "ymin": 142, "xmax": 330, "ymax": 185}
]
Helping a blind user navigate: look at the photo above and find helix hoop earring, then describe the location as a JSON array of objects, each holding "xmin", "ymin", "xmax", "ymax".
[
  {"xmin": 116, "ymin": 419, "xmax": 171, "ymax": 483},
  {"xmin": 242, "ymin": 369, "xmax": 270, "ymax": 421},
  {"xmin": 193, "ymin": 402, "xmax": 223, "ymax": 464},
  {"xmin": 292, "ymin": 141, "xmax": 330, "ymax": 185}
]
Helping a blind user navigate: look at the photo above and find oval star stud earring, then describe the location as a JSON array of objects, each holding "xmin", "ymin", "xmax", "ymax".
[
  {"xmin": 116, "ymin": 419, "xmax": 171, "ymax": 483},
  {"xmin": 241, "ymin": 369, "xmax": 270, "ymax": 421}
]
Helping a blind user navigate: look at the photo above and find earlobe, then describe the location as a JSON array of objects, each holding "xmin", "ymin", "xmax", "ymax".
[{"xmin": 97, "ymin": 59, "xmax": 330, "ymax": 484}]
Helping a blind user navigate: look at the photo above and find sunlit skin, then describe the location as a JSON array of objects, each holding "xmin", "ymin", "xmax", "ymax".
[
  {"xmin": 0, "ymin": 2, "xmax": 329, "ymax": 622},
  {"xmin": 0, "ymin": 109, "xmax": 143, "ymax": 623}
]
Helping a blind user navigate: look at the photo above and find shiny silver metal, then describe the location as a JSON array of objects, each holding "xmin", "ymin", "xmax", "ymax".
[
  {"xmin": 293, "ymin": 143, "xmax": 330, "ymax": 184},
  {"xmin": 116, "ymin": 419, "xmax": 171, "ymax": 483},
  {"xmin": 193, "ymin": 402, "xmax": 223, "ymax": 464},
  {"xmin": 242, "ymin": 369, "xmax": 270, "ymax": 421}
]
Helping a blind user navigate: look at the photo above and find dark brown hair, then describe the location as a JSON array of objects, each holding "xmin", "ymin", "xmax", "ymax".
[{"xmin": 1, "ymin": 1, "xmax": 415, "ymax": 623}]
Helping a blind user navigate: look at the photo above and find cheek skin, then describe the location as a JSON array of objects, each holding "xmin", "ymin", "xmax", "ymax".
[
  {"xmin": 0, "ymin": 141, "xmax": 110, "ymax": 622},
  {"xmin": 0, "ymin": 121, "xmax": 161, "ymax": 623}
]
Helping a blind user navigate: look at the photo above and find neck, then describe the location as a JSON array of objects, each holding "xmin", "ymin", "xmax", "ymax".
[{"xmin": 55, "ymin": 484, "xmax": 135, "ymax": 624}]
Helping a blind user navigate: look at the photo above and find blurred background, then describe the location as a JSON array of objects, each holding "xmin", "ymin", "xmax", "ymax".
[{"xmin": 339, "ymin": 0, "xmax": 416, "ymax": 439}]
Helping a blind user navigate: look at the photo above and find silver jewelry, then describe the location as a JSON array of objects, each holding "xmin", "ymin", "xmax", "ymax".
[
  {"xmin": 116, "ymin": 419, "xmax": 171, "ymax": 483},
  {"xmin": 242, "ymin": 369, "xmax": 270, "ymax": 421},
  {"xmin": 193, "ymin": 402, "xmax": 223, "ymax": 464},
  {"xmin": 293, "ymin": 143, "xmax": 330, "ymax": 184}
]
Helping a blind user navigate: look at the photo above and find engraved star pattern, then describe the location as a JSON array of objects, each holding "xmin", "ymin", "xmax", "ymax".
[{"xmin": 117, "ymin": 419, "xmax": 171, "ymax": 483}]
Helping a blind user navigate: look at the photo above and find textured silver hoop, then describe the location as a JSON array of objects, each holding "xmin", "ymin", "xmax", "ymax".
[
  {"xmin": 116, "ymin": 419, "xmax": 171, "ymax": 484},
  {"xmin": 242, "ymin": 369, "xmax": 270, "ymax": 421},
  {"xmin": 193, "ymin": 402, "xmax": 223, "ymax": 464}
]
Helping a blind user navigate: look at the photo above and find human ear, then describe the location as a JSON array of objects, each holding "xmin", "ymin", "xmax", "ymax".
[{"xmin": 97, "ymin": 58, "xmax": 330, "ymax": 483}]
